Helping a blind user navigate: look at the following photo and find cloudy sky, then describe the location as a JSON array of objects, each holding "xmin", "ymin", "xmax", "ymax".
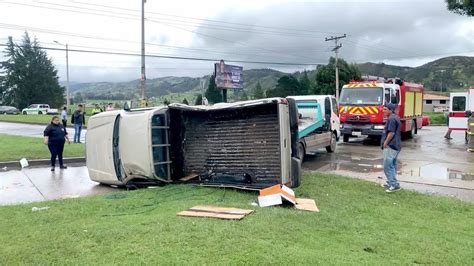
[{"xmin": 0, "ymin": 0, "xmax": 473, "ymax": 83}]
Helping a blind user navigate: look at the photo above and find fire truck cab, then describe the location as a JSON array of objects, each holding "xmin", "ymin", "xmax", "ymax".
[{"xmin": 339, "ymin": 77, "xmax": 424, "ymax": 142}]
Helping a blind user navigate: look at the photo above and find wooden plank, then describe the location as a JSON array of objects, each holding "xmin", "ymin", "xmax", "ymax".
[
  {"xmin": 295, "ymin": 198, "xmax": 320, "ymax": 212},
  {"xmin": 177, "ymin": 205, "xmax": 254, "ymax": 220},
  {"xmin": 179, "ymin": 174, "xmax": 199, "ymax": 182}
]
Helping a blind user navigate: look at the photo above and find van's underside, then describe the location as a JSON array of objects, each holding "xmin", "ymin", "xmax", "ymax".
[{"xmin": 168, "ymin": 103, "xmax": 282, "ymax": 189}]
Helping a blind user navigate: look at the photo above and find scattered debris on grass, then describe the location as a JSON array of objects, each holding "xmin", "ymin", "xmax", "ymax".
[
  {"xmin": 31, "ymin": 206, "xmax": 50, "ymax": 212},
  {"xmin": 257, "ymin": 184, "xmax": 319, "ymax": 212},
  {"xmin": 19, "ymin": 158, "xmax": 29, "ymax": 168},
  {"xmin": 177, "ymin": 205, "xmax": 254, "ymax": 220}
]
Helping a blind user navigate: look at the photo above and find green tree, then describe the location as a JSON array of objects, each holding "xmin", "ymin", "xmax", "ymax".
[
  {"xmin": 299, "ymin": 71, "xmax": 312, "ymax": 96},
  {"xmin": 240, "ymin": 90, "xmax": 249, "ymax": 101},
  {"xmin": 195, "ymin": 94, "xmax": 203, "ymax": 105},
  {"xmin": 314, "ymin": 57, "xmax": 361, "ymax": 95},
  {"xmin": 253, "ymin": 81, "xmax": 265, "ymax": 99},
  {"xmin": 266, "ymin": 75, "xmax": 302, "ymax": 97},
  {"xmin": 205, "ymin": 74, "xmax": 222, "ymax": 104},
  {"xmin": 446, "ymin": 0, "xmax": 474, "ymax": 16},
  {"xmin": 182, "ymin": 98, "xmax": 189, "ymax": 105},
  {"xmin": 163, "ymin": 98, "xmax": 170, "ymax": 105},
  {"xmin": 0, "ymin": 33, "xmax": 65, "ymax": 109}
]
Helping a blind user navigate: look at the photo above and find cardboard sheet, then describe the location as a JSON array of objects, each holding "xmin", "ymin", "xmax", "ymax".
[
  {"xmin": 295, "ymin": 198, "xmax": 320, "ymax": 212},
  {"xmin": 177, "ymin": 205, "xmax": 254, "ymax": 220}
]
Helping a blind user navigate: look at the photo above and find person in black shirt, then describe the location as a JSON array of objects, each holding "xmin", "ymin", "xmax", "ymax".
[{"xmin": 44, "ymin": 116, "xmax": 71, "ymax": 171}]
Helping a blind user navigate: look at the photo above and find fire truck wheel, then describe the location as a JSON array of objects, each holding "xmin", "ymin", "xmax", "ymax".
[
  {"xmin": 343, "ymin": 134, "xmax": 350, "ymax": 143},
  {"xmin": 407, "ymin": 120, "xmax": 416, "ymax": 139}
]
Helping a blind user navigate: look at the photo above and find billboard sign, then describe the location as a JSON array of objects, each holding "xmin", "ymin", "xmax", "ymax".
[{"xmin": 214, "ymin": 60, "xmax": 243, "ymax": 89}]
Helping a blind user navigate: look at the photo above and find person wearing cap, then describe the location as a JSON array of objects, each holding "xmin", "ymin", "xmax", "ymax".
[{"xmin": 381, "ymin": 103, "xmax": 402, "ymax": 192}]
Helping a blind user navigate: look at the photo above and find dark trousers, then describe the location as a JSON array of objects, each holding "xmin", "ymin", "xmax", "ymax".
[
  {"xmin": 62, "ymin": 119, "xmax": 67, "ymax": 128},
  {"xmin": 48, "ymin": 141, "xmax": 65, "ymax": 167}
]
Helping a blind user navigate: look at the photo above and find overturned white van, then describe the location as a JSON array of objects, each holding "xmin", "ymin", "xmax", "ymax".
[{"xmin": 86, "ymin": 98, "xmax": 302, "ymax": 189}]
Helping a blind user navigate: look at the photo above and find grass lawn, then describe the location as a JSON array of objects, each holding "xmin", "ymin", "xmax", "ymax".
[
  {"xmin": 0, "ymin": 134, "xmax": 85, "ymax": 161},
  {"xmin": 424, "ymin": 112, "xmax": 446, "ymax": 125},
  {"xmin": 0, "ymin": 114, "xmax": 89, "ymax": 126},
  {"xmin": 0, "ymin": 174, "xmax": 472, "ymax": 264}
]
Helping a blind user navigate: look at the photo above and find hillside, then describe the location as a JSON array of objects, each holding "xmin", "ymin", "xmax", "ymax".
[
  {"xmin": 357, "ymin": 56, "xmax": 474, "ymax": 91},
  {"xmin": 70, "ymin": 68, "xmax": 285, "ymax": 100},
  {"xmin": 69, "ymin": 56, "xmax": 474, "ymax": 100}
]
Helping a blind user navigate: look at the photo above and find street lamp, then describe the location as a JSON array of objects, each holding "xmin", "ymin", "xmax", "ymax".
[{"xmin": 54, "ymin": 40, "xmax": 70, "ymax": 112}]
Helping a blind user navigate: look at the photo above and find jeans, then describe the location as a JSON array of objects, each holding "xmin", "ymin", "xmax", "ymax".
[
  {"xmin": 62, "ymin": 119, "xmax": 67, "ymax": 128},
  {"xmin": 74, "ymin": 124, "xmax": 82, "ymax": 143},
  {"xmin": 48, "ymin": 141, "xmax": 65, "ymax": 167},
  {"xmin": 383, "ymin": 147, "xmax": 400, "ymax": 188}
]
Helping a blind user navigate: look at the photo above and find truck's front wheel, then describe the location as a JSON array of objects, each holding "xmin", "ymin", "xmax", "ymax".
[
  {"xmin": 326, "ymin": 133, "xmax": 337, "ymax": 153},
  {"xmin": 297, "ymin": 142, "xmax": 305, "ymax": 162},
  {"xmin": 343, "ymin": 134, "xmax": 350, "ymax": 143}
]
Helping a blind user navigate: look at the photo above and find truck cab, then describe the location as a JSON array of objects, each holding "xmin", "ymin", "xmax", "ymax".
[
  {"xmin": 449, "ymin": 87, "xmax": 474, "ymax": 130},
  {"xmin": 86, "ymin": 98, "xmax": 302, "ymax": 189}
]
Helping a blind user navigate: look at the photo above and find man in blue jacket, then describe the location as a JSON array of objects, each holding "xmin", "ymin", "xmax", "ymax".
[{"xmin": 381, "ymin": 103, "xmax": 402, "ymax": 192}]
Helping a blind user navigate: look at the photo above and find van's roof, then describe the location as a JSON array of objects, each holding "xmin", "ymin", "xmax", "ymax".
[{"xmin": 287, "ymin": 95, "xmax": 335, "ymax": 101}]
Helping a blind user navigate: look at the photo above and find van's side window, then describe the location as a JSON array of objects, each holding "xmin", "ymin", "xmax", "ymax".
[
  {"xmin": 331, "ymin": 98, "xmax": 338, "ymax": 115},
  {"xmin": 452, "ymin": 96, "xmax": 466, "ymax": 111}
]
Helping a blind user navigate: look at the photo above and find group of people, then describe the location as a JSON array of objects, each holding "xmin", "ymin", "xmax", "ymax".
[{"xmin": 44, "ymin": 103, "xmax": 114, "ymax": 171}]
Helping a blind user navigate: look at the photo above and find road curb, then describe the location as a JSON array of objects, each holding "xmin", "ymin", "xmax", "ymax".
[
  {"xmin": 0, "ymin": 120, "xmax": 86, "ymax": 129},
  {"xmin": 0, "ymin": 157, "xmax": 86, "ymax": 169}
]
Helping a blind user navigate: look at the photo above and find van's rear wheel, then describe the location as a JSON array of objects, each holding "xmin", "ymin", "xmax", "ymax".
[
  {"xmin": 326, "ymin": 133, "xmax": 337, "ymax": 153},
  {"xmin": 38, "ymin": 111, "xmax": 43, "ymax": 115},
  {"xmin": 22, "ymin": 111, "xmax": 27, "ymax": 115}
]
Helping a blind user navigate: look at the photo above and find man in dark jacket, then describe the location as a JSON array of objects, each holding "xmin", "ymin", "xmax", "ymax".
[
  {"xmin": 381, "ymin": 103, "xmax": 402, "ymax": 193},
  {"xmin": 71, "ymin": 104, "xmax": 86, "ymax": 143}
]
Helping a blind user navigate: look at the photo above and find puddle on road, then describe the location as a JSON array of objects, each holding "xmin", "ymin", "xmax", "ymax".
[{"xmin": 404, "ymin": 164, "xmax": 474, "ymax": 182}]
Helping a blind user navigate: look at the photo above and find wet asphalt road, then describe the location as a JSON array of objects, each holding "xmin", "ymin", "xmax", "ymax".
[
  {"xmin": 303, "ymin": 126, "xmax": 474, "ymax": 201},
  {"xmin": 0, "ymin": 126, "xmax": 472, "ymax": 205},
  {"xmin": 0, "ymin": 122, "xmax": 86, "ymax": 142}
]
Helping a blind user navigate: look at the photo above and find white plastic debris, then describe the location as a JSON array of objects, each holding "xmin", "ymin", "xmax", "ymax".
[
  {"xmin": 19, "ymin": 158, "xmax": 29, "ymax": 168},
  {"xmin": 32, "ymin": 207, "xmax": 50, "ymax": 212},
  {"xmin": 2, "ymin": 166, "xmax": 7, "ymax": 171}
]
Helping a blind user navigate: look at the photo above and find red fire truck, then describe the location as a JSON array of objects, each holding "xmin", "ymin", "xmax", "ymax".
[{"xmin": 339, "ymin": 78, "xmax": 424, "ymax": 142}]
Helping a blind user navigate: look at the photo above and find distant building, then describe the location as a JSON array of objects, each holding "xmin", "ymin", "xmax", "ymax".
[{"xmin": 423, "ymin": 93, "xmax": 450, "ymax": 112}]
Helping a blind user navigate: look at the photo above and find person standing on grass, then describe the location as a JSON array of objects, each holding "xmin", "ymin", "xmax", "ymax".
[
  {"xmin": 71, "ymin": 104, "xmax": 86, "ymax": 143},
  {"xmin": 381, "ymin": 103, "xmax": 402, "ymax": 193},
  {"xmin": 44, "ymin": 116, "xmax": 70, "ymax": 171},
  {"xmin": 60, "ymin": 106, "xmax": 68, "ymax": 128}
]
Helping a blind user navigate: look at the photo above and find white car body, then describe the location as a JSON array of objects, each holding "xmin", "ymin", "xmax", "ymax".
[
  {"xmin": 22, "ymin": 104, "xmax": 58, "ymax": 115},
  {"xmin": 86, "ymin": 98, "xmax": 301, "ymax": 189},
  {"xmin": 449, "ymin": 87, "xmax": 474, "ymax": 130}
]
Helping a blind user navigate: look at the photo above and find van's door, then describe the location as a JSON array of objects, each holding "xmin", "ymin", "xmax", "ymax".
[{"xmin": 449, "ymin": 93, "xmax": 468, "ymax": 130}]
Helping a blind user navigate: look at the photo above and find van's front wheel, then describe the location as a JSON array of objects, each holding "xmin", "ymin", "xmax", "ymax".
[
  {"xmin": 326, "ymin": 133, "xmax": 337, "ymax": 153},
  {"xmin": 297, "ymin": 142, "xmax": 305, "ymax": 162}
]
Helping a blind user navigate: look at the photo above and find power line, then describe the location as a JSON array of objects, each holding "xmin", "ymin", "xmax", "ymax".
[
  {"xmin": 325, "ymin": 34, "xmax": 346, "ymax": 100},
  {"xmin": 0, "ymin": 43, "xmax": 324, "ymax": 66}
]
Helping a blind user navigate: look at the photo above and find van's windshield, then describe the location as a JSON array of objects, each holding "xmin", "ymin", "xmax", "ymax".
[{"xmin": 339, "ymin": 87, "xmax": 383, "ymax": 105}]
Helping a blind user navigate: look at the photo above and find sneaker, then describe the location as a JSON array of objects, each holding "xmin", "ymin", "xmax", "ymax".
[
  {"xmin": 51, "ymin": 167, "xmax": 55, "ymax": 172},
  {"xmin": 60, "ymin": 165, "xmax": 68, "ymax": 169},
  {"xmin": 385, "ymin": 186, "xmax": 401, "ymax": 193},
  {"xmin": 444, "ymin": 136, "xmax": 452, "ymax": 140},
  {"xmin": 380, "ymin": 183, "xmax": 390, "ymax": 189}
]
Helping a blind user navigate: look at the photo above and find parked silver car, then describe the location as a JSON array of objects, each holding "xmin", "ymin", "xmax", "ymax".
[{"xmin": 0, "ymin": 106, "xmax": 20, "ymax": 115}]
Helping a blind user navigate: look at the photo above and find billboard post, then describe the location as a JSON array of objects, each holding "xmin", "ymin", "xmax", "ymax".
[{"xmin": 214, "ymin": 60, "xmax": 243, "ymax": 102}]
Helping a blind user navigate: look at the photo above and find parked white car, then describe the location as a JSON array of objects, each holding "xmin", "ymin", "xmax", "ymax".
[
  {"xmin": 86, "ymin": 98, "xmax": 302, "ymax": 189},
  {"xmin": 22, "ymin": 104, "xmax": 59, "ymax": 115}
]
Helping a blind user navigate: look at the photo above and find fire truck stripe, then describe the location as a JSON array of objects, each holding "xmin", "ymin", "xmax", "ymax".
[
  {"xmin": 339, "ymin": 107, "xmax": 344, "ymax": 113},
  {"xmin": 360, "ymin": 107, "xmax": 367, "ymax": 114},
  {"xmin": 365, "ymin": 107, "xmax": 374, "ymax": 114},
  {"xmin": 371, "ymin": 107, "xmax": 379, "ymax": 113}
]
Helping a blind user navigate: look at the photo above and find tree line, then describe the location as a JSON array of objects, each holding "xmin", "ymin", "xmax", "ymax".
[
  {"xmin": 0, "ymin": 32, "xmax": 65, "ymax": 109},
  {"xmin": 201, "ymin": 57, "xmax": 361, "ymax": 104}
]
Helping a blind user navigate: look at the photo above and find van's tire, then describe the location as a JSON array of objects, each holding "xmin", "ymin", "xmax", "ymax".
[
  {"xmin": 297, "ymin": 142, "xmax": 305, "ymax": 162},
  {"xmin": 290, "ymin": 157, "xmax": 301, "ymax": 188},
  {"xmin": 343, "ymin": 134, "xmax": 350, "ymax": 143},
  {"xmin": 22, "ymin": 111, "xmax": 27, "ymax": 115},
  {"xmin": 38, "ymin": 111, "xmax": 43, "ymax": 115},
  {"xmin": 326, "ymin": 132, "xmax": 337, "ymax": 153}
]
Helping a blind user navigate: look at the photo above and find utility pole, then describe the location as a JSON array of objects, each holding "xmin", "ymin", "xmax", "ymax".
[
  {"xmin": 54, "ymin": 41, "xmax": 70, "ymax": 112},
  {"xmin": 325, "ymin": 34, "xmax": 346, "ymax": 101},
  {"xmin": 438, "ymin": 69, "xmax": 446, "ymax": 94},
  {"xmin": 140, "ymin": 0, "xmax": 146, "ymax": 106}
]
